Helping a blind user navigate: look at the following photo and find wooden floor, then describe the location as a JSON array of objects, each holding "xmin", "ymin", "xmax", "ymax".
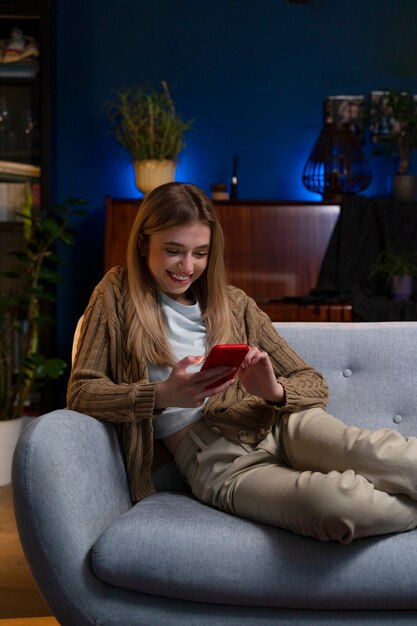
[
  {"xmin": 0, "ymin": 619, "xmax": 58, "ymax": 625},
  {"xmin": 0, "ymin": 485, "xmax": 58, "ymax": 623}
]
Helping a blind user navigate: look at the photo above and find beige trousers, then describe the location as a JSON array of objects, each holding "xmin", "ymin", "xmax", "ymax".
[{"xmin": 174, "ymin": 408, "xmax": 417, "ymax": 544}]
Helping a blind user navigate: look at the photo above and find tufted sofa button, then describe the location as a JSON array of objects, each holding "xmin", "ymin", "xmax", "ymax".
[
  {"xmin": 343, "ymin": 368, "xmax": 352, "ymax": 378},
  {"xmin": 211, "ymin": 426, "xmax": 220, "ymax": 434},
  {"xmin": 393, "ymin": 414, "xmax": 403, "ymax": 424}
]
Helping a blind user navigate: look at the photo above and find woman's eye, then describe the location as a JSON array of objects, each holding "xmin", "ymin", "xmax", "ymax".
[
  {"xmin": 194, "ymin": 251, "xmax": 208, "ymax": 258},
  {"xmin": 166, "ymin": 249, "xmax": 180, "ymax": 255}
]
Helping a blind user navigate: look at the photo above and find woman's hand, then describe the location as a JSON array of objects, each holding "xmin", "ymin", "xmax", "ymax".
[
  {"xmin": 237, "ymin": 347, "xmax": 285, "ymax": 403},
  {"xmin": 154, "ymin": 355, "xmax": 237, "ymax": 409}
]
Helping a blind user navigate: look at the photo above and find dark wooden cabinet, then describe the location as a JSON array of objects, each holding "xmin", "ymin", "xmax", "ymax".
[{"xmin": 105, "ymin": 197, "xmax": 354, "ymax": 321}]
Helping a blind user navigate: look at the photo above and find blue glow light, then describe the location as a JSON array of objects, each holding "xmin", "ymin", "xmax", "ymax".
[{"xmin": 289, "ymin": 149, "xmax": 322, "ymax": 201}]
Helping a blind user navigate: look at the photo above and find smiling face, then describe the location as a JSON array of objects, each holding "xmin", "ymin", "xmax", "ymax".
[{"xmin": 146, "ymin": 220, "xmax": 211, "ymax": 304}]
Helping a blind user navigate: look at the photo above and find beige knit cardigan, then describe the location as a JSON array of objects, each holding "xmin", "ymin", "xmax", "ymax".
[{"xmin": 67, "ymin": 266, "xmax": 328, "ymax": 502}]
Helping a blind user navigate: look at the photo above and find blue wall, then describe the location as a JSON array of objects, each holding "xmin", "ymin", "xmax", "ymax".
[{"xmin": 54, "ymin": 0, "xmax": 417, "ymax": 372}]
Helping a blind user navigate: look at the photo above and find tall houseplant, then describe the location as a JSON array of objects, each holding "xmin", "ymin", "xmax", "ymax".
[
  {"xmin": 0, "ymin": 198, "xmax": 85, "ymax": 485},
  {"xmin": 369, "ymin": 90, "xmax": 417, "ymax": 199},
  {"xmin": 106, "ymin": 81, "xmax": 192, "ymax": 194},
  {"xmin": 0, "ymin": 199, "xmax": 85, "ymax": 421}
]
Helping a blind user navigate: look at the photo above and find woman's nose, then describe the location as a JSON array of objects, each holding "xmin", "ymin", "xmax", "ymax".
[{"xmin": 178, "ymin": 254, "xmax": 193, "ymax": 272}]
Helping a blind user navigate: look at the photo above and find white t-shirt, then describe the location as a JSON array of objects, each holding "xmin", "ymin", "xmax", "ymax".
[{"xmin": 148, "ymin": 292, "xmax": 206, "ymax": 439}]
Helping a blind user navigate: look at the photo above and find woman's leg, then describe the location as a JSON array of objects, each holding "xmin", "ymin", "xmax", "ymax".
[
  {"xmin": 280, "ymin": 408, "xmax": 417, "ymax": 500},
  {"xmin": 175, "ymin": 418, "xmax": 417, "ymax": 544},
  {"xmin": 228, "ymin": 461, "xmax": 417, "ymax": 544}
]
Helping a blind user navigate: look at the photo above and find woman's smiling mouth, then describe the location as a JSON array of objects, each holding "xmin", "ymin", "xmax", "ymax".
[{"xmin": 167, "ymin": 271, "xmax": 193, "ymax": 284}]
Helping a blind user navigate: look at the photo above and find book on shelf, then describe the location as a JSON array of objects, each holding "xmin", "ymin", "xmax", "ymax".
[
  {"xmin": 0, "ymin": 59, "xmax": 39, "ymax": 78},
  {"xmin": 0, "ymin": 181, "xmax": 28, "ymax": 221},
  {"xmin": 0, "ymin": 180, "xmax": 41, "ymax": 222}
]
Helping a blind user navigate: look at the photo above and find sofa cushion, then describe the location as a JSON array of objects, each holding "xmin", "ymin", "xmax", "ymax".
[{"xmin": 92, "ymin": 491, "xmax": 417, "ymax": 609}]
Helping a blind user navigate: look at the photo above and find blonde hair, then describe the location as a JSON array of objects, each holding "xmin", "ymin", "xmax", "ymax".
[{"xmin": 126, "ymin": 182, "xmax": 235, "ymax": 366}]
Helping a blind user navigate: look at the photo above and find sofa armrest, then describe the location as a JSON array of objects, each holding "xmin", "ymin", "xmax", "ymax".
[{"xmin": 12, "ymin": 409, "xmax": 132, "ymax": 625}]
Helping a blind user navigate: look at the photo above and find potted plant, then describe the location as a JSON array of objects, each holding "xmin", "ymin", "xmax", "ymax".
[
  {"xmin": 368, "ymin": 249, "xmax": 417, "ymax": 301},
  {"xmin": 0, "ymin": 198, "xmax": 85, "ymax": 485},
  {"xmin": 106, "ymin": 81, "xmax": 193, "ymax": 195},
  {"xmin": 369, "ymin": 90, "xmax": 417, "ymax": 200}
]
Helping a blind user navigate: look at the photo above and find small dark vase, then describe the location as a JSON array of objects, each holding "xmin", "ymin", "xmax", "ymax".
[
  {"xmin": 392, "ymin": 175, "xmax": 417, "ymax": 201},
  {"xmin": 391, "ymin": 275, "xmax": 414, "ymax": 301}
]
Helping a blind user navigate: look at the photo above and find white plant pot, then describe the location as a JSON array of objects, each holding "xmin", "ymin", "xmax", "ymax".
[
  {"xmin": 0, "ymin": 416, "xmax": 27, "ymax": 486},
  {"xmin": 133, "ymin": 159, "xmax": 177, "ymax": 195}
]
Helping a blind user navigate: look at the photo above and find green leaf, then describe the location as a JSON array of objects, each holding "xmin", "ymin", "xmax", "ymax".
[
  {"xmin": 38, "ymin": 267, "xmax": 63, "ymax": 284},
  {"xmin": 59, "ymin": 232, "xmax": 75, "ymax": 246},
  {"xmin": 30, "ymin": 354, "xmax": 67, "ymax": 379},
  {"xmin": 33, "ymin": 313, "xmax": 56, "ymax": 326}
]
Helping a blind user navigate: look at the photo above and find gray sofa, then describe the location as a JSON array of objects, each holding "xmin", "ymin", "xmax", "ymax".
[{"xmin": 12, "ymin": 322, "xmax": 417, "ymax": 625}]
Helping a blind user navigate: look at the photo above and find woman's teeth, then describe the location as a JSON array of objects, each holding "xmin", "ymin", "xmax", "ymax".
[{"xmin": 170, "ymin": 272, "xmax": 190, "ymax": 283}]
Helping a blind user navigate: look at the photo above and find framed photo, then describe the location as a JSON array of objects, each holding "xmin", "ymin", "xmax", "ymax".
[
  {"xmin": 369, "ymin": 90, "xmax": 417, "ymax": 139},
  {"xmin": 369, "ymin": 90, "xmax": 396, "ymax": 139},
  {"xmin": 324, "ymin": 95, "xmax": 365, "ymax": 141}
]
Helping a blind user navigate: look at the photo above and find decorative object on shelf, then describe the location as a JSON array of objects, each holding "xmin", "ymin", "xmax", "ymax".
[
  {"xmin": 324, "ymin": 95, "xmax": 365, "ymax": 142},
  {"xmin": 210, "ymin": 183, "xmax": 229, "ymax": 200},
  {"xmin": 392, "ymin": 174, "xmax": 417, "ymax": 202},
  {"xmin": 0, "ymin": 28, "xmax": 40, "ymax": 77},
  {"xmin": 106, "ymin": 81, "xmax": 193, "ymax": 195},
  {"xmin": 0, "ymin": 198, "xmax": 85, "ymax": 484},
  {"xmin": 369, "ymin": 90, "xmax": 417, "ymax": 201},
  {"xmin": 302, "ymin": 123, "xmax": 372, "ymax": 201},
  {"xmin": 390, "ymin": 274, "xmax": 414, "ymax": 301},
  {"xmin": 230, "ymin": 153, "xmax": 239, "ymax": 200},
  {"xmin": 368, "ymin": 249, "xmax": 417, "ymax": 301},
  {"xmin": 2, "ymin": 27, "xmax": 26, "ymax": 60}
]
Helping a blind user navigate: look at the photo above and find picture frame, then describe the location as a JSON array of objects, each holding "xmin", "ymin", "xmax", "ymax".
[
  {"xmin": 367, "ymin": 90, "xmax": 417, "ymax": 141},
  {"xmin": 323, "ymin": 95, "xmax": 365, "ymax": 141},
  {"xmin": 369, "ymin": 90, "xmax": 396, "ymax": 139}
]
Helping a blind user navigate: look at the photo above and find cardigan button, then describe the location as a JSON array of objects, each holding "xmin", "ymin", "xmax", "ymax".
[
  {"xmin": 343, "ymin": 369, "xmax": 352, "ymax": 378},
  {"xmin": 393, "ymin": 414, "xmax": 403, "ymax": 424}
]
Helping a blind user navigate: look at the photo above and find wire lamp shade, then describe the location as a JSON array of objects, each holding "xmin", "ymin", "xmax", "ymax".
[{"xmin": 302, "ymin": 123, "xmax": 372, "ymax": 201}]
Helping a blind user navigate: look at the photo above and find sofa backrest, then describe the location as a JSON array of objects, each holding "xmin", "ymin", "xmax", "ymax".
[
  {"xmin": 275, "ymin": 322, "xmax": 417, "ymax": 436},
  {"xmin": 72, "ymin": 318, "xmax": 417, "ymax": 438}
]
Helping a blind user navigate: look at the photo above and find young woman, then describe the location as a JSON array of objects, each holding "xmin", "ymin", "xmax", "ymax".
[{"xmin": 68, "ymin": 182, "xmax": 417, "ymax": 544}]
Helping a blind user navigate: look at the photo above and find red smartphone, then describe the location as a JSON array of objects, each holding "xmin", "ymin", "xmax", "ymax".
[{"xmin": 201, "ymin": 344, "xmax": 250, "ymax": 390}]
